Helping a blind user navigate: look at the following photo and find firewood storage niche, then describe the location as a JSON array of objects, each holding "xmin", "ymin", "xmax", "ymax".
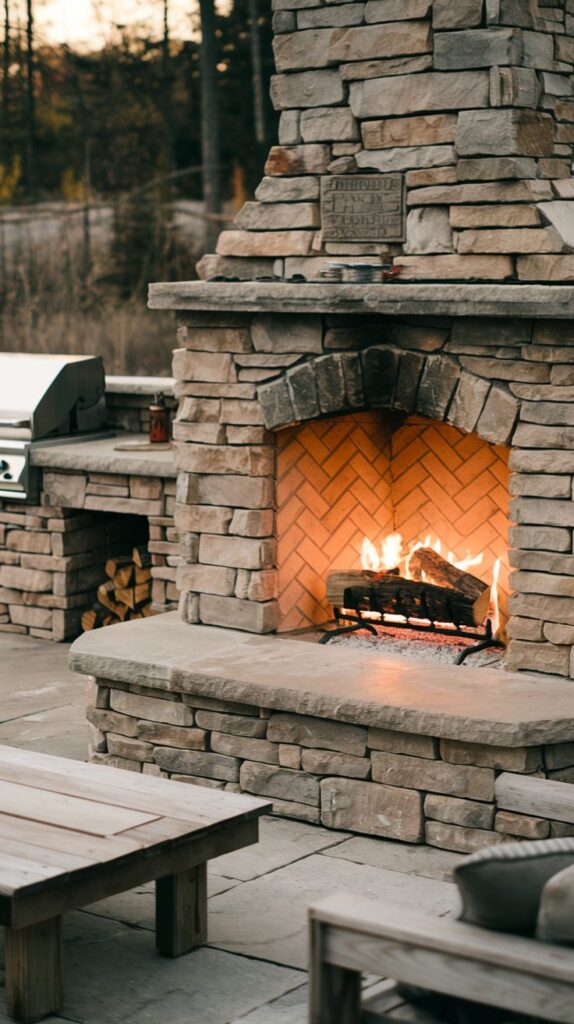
[{"xmin": 276, "ymin": 411, "xmax": 510, "ymax": 657}]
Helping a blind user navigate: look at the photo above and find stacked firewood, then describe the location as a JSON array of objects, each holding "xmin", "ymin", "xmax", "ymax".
[{"xmin": 81, "ymin": 547, "xmax": 153, "ymax": 631}]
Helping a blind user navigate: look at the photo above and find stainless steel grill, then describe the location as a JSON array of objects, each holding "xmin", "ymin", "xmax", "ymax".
[{"xmin": 0, "ymin": 354, "xmax": 109, "ymax": 501}]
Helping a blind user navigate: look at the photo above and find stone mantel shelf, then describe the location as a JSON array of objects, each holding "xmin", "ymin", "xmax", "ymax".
[
  {"xmin": 148, "ymin": 281, "xmax": 574, "ymax": 319},
  {"xmin": 70, "ymin": 613, "xmax": 574, "ymax": 748}
]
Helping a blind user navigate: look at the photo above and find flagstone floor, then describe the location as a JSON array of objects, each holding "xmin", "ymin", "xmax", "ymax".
[{"xmin": 0, "ymin": 633, "xmax": 461, "ymax": 1024}]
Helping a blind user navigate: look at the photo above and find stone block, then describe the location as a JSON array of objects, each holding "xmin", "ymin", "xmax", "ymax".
[
  {"xmin": 435, "ymin": 28, "xmax": 522, "ymax": 71},
  {"xmin": 174, "ymin": 504, "xmax": 233, "ymax": 535},
  {"xmin": 252, "ymin": 313, "xmax": 323, "ymax": 353},
  {"xmin": 154, "ymin": 746, "xmax": 240, "ymax": 782},
  {"xmin": 417, "ymin": 355, "xmax": 459, "ymax": 420},
  {"xmin": 183, "ymin": 474, "xmax": 273, "ymax": 510},
  {"xmin": 110, "ymin": 690, "xmax": 194, "ymax": 726},
  {"xmin": 195, "ymin": 710, "xmax": 267, "ymax": 737},
  {"xmin": 447, "ymin": 374, "xmax": 490, "ymax": 434},
  {"xmin": 259, "ymin": 378, "xmax": 296, "ymax": 430},
  {"xmin": 490, "ymin": 67, "xmax": 540, "ymax": 108},
  {"xmin": 362, "ymin": 346, "xmax": 400, "ymax": 407},
  {"xmin": 200, "ymin": 594, "xmax": 279, "ymax": 633},
  {"xmin": 287, "ymin": 363, "xmax": 320, "ymax": 420},
  {"xmin": 365, "ymin": 0, "xmax": 430, "ymax": 21},
  {"xmin": 405, "ymin": 207, "xmax": 452, "ymax": 255},
  {"xmin": 460, "ymin": 356, "xmax": 548, "ymax": 383},
  {"xmin": 424, "ymin": 794, "xmax": 494, "ymax": 830},
  {"xmin": 395, "ymin": 352, "xmax": 425, "ymax": 413},
  {"xmin": 107, "ymin": 734, "xmax": 153, "ymax": 762},
  {"xmin": 506, "ymin": 617, "xmax": 544, "ymax": 641},
  {"xmin": 368, "ymin": 728, "xmax": 438, "ymax": 759},
  {"xmin": 273, "ymin": 9, "xmax": 296, "ymax": 31},
  {"xmin": 278, "ymin": 744, "xmax": 302, "ymax": 769},
  {"xmin": 357, "ymin": 144, "xmax": 456, "ymax": 174},
  {"xmin": 315, "ymin": 354, "xmax": 346, "ymax": 414},
  {"xmin": 394, "ymin": 255, "xmax": 513, "ymax": 281},
  {"xmin": 506, "ymin": 640, "xmax": 570, "ymax": 676},
  {"xmin": 196, "ymin": 255, "xmax": 277, "ymax": 281},
  {"xmin": 176, "ymin": 564, "xmax": 236, "ymax": 597},
  {"xmin": 235, "ymin": 202, "xmax": 319, "ymax": 230},
  {"xmin": 269, "ymin": 796, "xmax": 320, "ymax": 823},
  {"xmin": 450, "ymin": 205, "xmax": 541, "ymax": 229},
  {"xmin": 42, "ymin": 472, "xmax": 87, "ymax": 507},
  {"xmin": 456, "ymin": 110, "xmax": 555, "ymax": 158},
  {"xmin": 320, "ymin": 778, "xmax": 423, "ymax": 842},
  {"xmin": 172, "ymin": 349, "xmax": 236, "ymax": 383},
  {"xmin": 350, "ymin": 71, "xmax": 489, "ymax": 119},
  {"xmin": 220, "ymin": 398, "xmax": 264, "ymax": 425},
  {"xmin": 510, "ymin": 592, "xmax": 574, "ymax": 627},
  {"xmin": 409, "ymin": 180, "xmax": 552, "ymax": 206},
  {"xmin": 6, "ymin": 530, "xmax": 51, "ymax": 555},
  {"xmin": 211, "ymin": 732, "xmax": 279, "ymax": 764},
  {"xmin": 362, "ymin": 113, "xmax": 456, "ymax": 151},
  {"xmin": 426, "ymin": 821, "xmax": 508, "ymax": 854},
  {"xmin": 177, "ymin": 442, "xmax": 273, "ymax": 477},
  {"xmin": 230, "ymin": 509, "xmax": 274, "ymax": 538},
  {"xmin": 440, "ymin": 739, "xmax": 542, "ymax": 773},
  {"xmin": 511, "ymin": 570, "xmax": 574, "ymax": 599},
  {"xmin": 273, "ymin": 28, "xmax": 334, "ymax": 71},
  {"xmin": 0, "ymin": 566, "xmax": 52, "ymax": 592},
  {"xmin": 199, "ymin": 535, "xmax": 274, "ymax": 571},
  {"xmin": 340, "ymin": 53, "xmax": 433, "ymax": 81},
  {"xmin": 329, "ymin": 20, "xmax": 431, "ymax": 63},
  {"xmin": 10, "ymin": 605, "xmax": 53, "ymax": 630},
  {"xmin": 510, "ymin": 497, "xmax": 574, "ymax": 528},
  {"xmin": 301, "ymin": 748, "xmax": 371, "ymax": 779},
  {"xmin": 270, "ymin": 70, "xmax": 345, "ymax": 109},
  {"xmin": 136, "ymin": 721, "xmax": 207, "ymax": 749},
  {"xmin": 495, "ymin": 811, "xmax": 550, "ymax": 840},
  {"xmin": 267, "ymin": 713, "xmax": 367, "ymax": 755},
  {"xmin": 216, "ymin": 230, "xmax": 314, "ymax": 258},
  {"xmin": 476, "ymin": 386, "xmax": 519, "ymax": 445},
  {"xmin": 456, "ymin": 228, "xmax": 562, "ymax": 255},
  {"xmin": 87, "ymin": 706, "xmax": 139, "ymax": 738},
  {"xmin": 545, "ymin": 742, "xmax": 574, "ymax": 771},
  {"xmin": 433, "ymin": 0, "xmax": 482, "ymax": 28},
  {"xmin": 255, "ymin": 176, "xmax": 320, "ymax": 202},
  {"xmin": 299, "ymin": 3, "xmax": 365, "ymax": 27},
  {"xmin": 509, "ymin": 476, "xmax": 571, "ymax": 500},
  {"xmin": 240, "ymin": 761, "xmax": 319, "ymax": 805},
  {"xmin": 517, "ymin": 256, "xmax": 574, "ymax": 282},
  {"xmin": 300, "ymin": 107, "xmax": 359, "ymax": 142},
  {"xmin": 372, "ymin": 751, "xmax": 494, "ymax": 801},
  {"xmin": 457, "ymin": 157, "xmax": 537, "ymax": 181}
]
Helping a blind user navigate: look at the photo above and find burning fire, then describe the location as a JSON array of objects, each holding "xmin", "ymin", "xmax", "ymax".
[{"xmin": 360, "ymin": 533, "xmax": 501, "ymax": 635}]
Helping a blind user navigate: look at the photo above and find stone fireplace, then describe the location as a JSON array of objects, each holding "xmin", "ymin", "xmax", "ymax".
[
  {"xmin": 144, "ymin": 0, "xmax": 574, "ymax": 680},
  {"xmin": 70, "ymin": 0, "xmax": 574, "ymax": 854}
]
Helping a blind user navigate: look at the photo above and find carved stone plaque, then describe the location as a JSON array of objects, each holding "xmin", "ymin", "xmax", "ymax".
[{"xmin": 321, "ymin": 174, "xmax": 405, "ymax": 243}]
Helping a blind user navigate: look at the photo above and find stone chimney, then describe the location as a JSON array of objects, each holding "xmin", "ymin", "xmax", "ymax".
[{"xmin": 200, "ymin": 0, "xmax": 574, "ymax": 285}]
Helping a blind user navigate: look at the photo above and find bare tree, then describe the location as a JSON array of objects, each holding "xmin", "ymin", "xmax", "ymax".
[
  {"xmin": 2, "ymin": 0, "xmax": 9, "ymax": 131},
  {"xmin": 198, "ymin": 0, "xmax": 221, "ymax": 251},
  {"xmin": 248, "ymin": 0, "xmax": 266, "ymax": 150},
  {"xmin": 25, "ymin": 0, "xmax": 36, "ymax": 195}
]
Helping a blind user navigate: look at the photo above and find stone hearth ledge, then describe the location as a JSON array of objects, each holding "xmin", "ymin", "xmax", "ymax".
[
  {"xmin": 69, "ymin": 613, "xmax": 574, "ymax": 748},
  {"xmin": 148, "ymin": 281, "xmax": 574, "ymax": 319}
]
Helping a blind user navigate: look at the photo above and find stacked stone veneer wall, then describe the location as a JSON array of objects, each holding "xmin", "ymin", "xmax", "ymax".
[
  {"xmin": 201, "ymin": 0, "xmax": 574, "ymax": 285},
  {"xmin": 0, "ymin": 470, "xmax": 178, "ymax": 640},
  {"xmin": 87, "ymin": 677, "xmax": 574, "ymax": 853},
  {"xmin": 276, "ymin": 412, "xmax": 510, "ymax": 631},
  {"xmin": 173, "ymin": 309, "xmax": 574, "ymax": 678}
]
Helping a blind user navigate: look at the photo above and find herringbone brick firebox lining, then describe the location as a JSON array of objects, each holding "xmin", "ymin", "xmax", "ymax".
[{"xmin": 276, "ymin": 412, "xmax": 510, "ymax": 633}]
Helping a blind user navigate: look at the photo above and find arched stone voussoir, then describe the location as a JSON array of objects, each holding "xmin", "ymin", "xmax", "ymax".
[
  {"xmin": 258, "ymin": 352, "xmax": 366, "ymax": 430},
  {"xmin": 448, "ymin": 372, "xmax": 519, "ymax": 447}
]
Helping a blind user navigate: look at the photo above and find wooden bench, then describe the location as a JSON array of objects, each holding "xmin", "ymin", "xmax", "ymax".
[
  {"xmin": 309, "ymin": 772, "xmax": 574, "ymax": 1024},
  {"xmin": 0, "ymin": 744, "xmax": 270, "ymax": 1023}
]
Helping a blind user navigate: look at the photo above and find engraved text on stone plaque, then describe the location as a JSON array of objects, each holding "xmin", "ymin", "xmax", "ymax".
[{"xmin": 321, "ymin": 174, "xmax": 405, "ymax": 243}]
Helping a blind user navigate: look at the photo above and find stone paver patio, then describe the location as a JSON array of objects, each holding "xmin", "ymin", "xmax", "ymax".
[{"xmin": 0, "ymin": 634, "xmax": 461, "ymax": 1024}]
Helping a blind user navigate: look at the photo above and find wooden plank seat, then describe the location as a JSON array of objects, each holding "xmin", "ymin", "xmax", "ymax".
[
  {"xmin": 0, "ymin": 744, "xmax": 270, "ymax": 1023},
  {"xmin": 309, "ymin": 773, "xmax": 574, "ymax": 1024}
]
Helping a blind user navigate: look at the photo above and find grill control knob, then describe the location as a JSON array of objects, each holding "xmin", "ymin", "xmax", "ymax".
[{"xmin": 0, "ymin": 460, "xmax": 8, "ymax": 471}]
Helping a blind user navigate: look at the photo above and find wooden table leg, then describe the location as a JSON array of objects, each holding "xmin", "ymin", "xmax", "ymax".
[
  {"xmin": 4, "ymin": 916, "xmax": 63, "ymax": 1024},
  {"xmin": 309, "ymin": 919, "xmax": 361, "ymax": 1024},
  {"xmin": 155, "ymin": 862, "xmax": 208, "ymax": 957}
]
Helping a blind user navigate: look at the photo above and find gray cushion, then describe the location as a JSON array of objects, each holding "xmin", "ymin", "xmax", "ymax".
[
  {"xmin": 455, "ymin": 836, "xmax": 574, "ymax": 936},
  {"xmin": 536, "ymin": 863, "xmax": 574, "ymax": 946}
]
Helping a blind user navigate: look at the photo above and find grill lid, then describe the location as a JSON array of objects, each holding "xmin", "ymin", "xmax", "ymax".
[{"xmin": 0, "ymin": 353, "xmax": 106, "ymax": 439}]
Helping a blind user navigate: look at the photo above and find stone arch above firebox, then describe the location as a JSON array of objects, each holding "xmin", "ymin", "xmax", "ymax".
[{"xmin": 258, "ymin": 348, "xmax": 519, "ymax": 449}]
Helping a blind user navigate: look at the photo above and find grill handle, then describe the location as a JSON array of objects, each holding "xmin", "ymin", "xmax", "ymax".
[{"xmin": 0, "ymin": 418, "xmax": 30, "ymax": 428}]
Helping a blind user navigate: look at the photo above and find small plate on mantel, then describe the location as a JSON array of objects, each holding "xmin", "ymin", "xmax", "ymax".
[{"xmin": 114, "ymin": 440, "xmax": 172, "ymax": 452}]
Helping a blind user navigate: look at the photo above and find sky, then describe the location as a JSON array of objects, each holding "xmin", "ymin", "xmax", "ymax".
[{"xmin": 36, "ymin": 0, "xmax": 198, "ymax": 49}]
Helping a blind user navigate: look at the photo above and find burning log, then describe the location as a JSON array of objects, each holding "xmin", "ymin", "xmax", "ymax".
[
  {"xmin": 326, "ymin": 549, "xmax": 491, "ymax": 630},
  {"xmin": 408, "ymin": 548, "xmax": 490, "ymax": 627}
]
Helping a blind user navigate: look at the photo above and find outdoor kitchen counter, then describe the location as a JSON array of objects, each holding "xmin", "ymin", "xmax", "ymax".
[
  {"xmin": 70, "ymin": 612, "xmax": 574, "ymax": 748},
  {"xmin": 30, "ymin": 433, "xmax": 177, "ymax": 478}
]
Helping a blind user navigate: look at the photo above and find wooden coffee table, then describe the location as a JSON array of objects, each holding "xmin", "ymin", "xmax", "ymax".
[{"xmin": 0, "ymin": 744, "xmax": 270, "ymax": 1023}]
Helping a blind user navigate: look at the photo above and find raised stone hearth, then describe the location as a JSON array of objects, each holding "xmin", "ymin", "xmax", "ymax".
[{"xmin": 72, "ymin": 613, "xmax": 574, "ymax": 853}]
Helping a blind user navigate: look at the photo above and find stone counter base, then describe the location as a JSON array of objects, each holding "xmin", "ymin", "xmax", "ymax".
[
  {"xmin": 87, "ymin": 677, "xmax": 574, "ymax": 853},
  {"xmin": 0, "ymin": 470, "xmax": 178, "ymax": 640}
]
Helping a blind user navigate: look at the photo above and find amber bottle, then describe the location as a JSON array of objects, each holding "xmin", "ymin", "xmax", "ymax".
[{"xmin": 149, "ymin": 392, "xmax": 170, "ymax": 443}]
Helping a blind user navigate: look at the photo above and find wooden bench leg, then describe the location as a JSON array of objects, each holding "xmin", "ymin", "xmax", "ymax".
[
  {"xmin": 4, "ymin": 916, "xmax": 63, "ymax": 1024},
  {"xmin": 309, "ymin": 920, "xmax": 361, "ymax": 1024},
  {"xmin": 155, "ymin": 862, "xmax": 208, "ymax": 957}
]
